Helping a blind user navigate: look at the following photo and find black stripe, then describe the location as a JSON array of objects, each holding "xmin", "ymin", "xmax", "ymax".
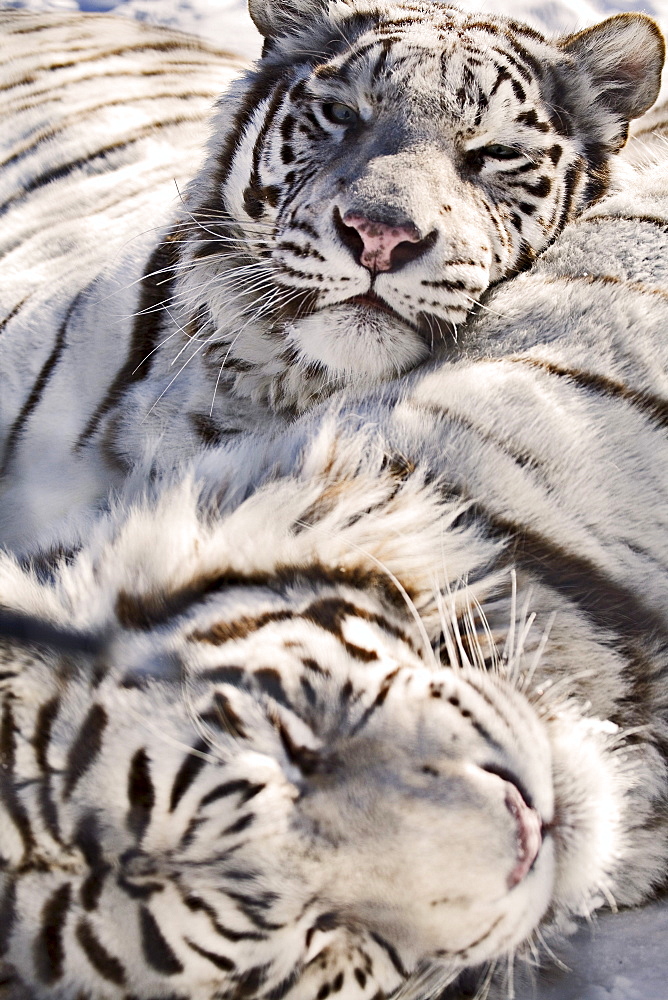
[
  {"xmin": 278, "ymin": 240, "xmax": 326, "ymax": 262},
  {"xmin": 38, "ymin": 782, "xmax": 62, "ymax": 848},
  {"xmin": 76, "ymin": 919, "xmax": 126, "ymax": 985},
  {"xmin": 222, "ymin": 813, "xmax": 255, "ymax": 836},
  {"xmin": 302, "ymin": 597, "xmax": 384, "ymax": 661},
  {"xmin": 265, "ymin": 970, "xmax": 301, "ymax": 1000},
  {"xmin": 348, "ymin": 669, "xmax": 401, "ymax": 738},
  {"xmin": 34, "ymin": 882, "xmax": 72, "ymax": 983},
  {"xmin": 0, "ymin": 879, "xmax": 16, "ymax": 956},
  {"xmin": 200, "ymin": 666, "xmax": 246, "ymax": 686},
  {"xmin": 253, "ymin": 668, "xmax": 291, "ymax": 708},
  {"xmin": 370, "ymin": 38, "xmax": 393, "ymax": 78},
  {"xmin": 127, "ymin": 747, "xmax": 156, "ymax": 840},
  {"xmin": 300, "ymin": 676, "xmax": 317, "ymax": 706},
  {"xmin": 0, "ymin": 610, "xmax": 105, "ymax": 657},
  {"xmin": 199, "ymin": 63, "xmax": 287, "ymax": 223},
  {"xmin": 509, "ymin": 357, "xmax": 668, "ymax": 431},
  {"xmin": 3, "ymin": 20, "xmax": 59, "ymax": 35},
  {"xmin": 32, "ymin": 696, "xmax": 64, "ymax": 843},
  {"xmin": 505, "ymin": 37, "xmax": 544, "ymax": 81},
  {"xmin": 33, "ymin": 696, "xmax": 60, "ymax": 772},
  {"xmin": 540, "ymin": 271, "xmax": 668, "ymax": 303},
  {"xmin": 454, "ymin": 915, "xmax": 504, "ymax": 958},
  {"xmin": 185, "ymin": 939, "xmax": 235, "ymax": 971},
  {"xmin": 1, "ymin": 92, "xmax": 218, "ymax": 172},
  {"xmin": 579, "ymin": 213, "xmax": 668, "ymax": 233},
  {"xmin": 1, "ymin": 294, "xmax": 78, "ymax": 476},
  {"xmin": 191, "ymin": 610, "xmax": 294, "ymax": 646},
  {"xmin": 181, "ymin": 893, "xmax": 267, "ymax": 942},
  {"xmin": 225, "ymin": 891, "xmax": 283, "ymax": 931},
  {"xmin": 244, "ymin": 80, "xmax": 289, "ymax": 219},
  {"xmin": 0, "ymin": 701, "xmax": 35, "ymax": 857},
  {"xmin": 123, "ymin": 995, "xmax": 188, "ymax": 1000},
  {"xmin": 489, "ymin": 65, "xmax": 511, "ymax": 98},
  {"xmin": 2, "ymin": 38, "xmax": 225, "ymax": 75},
  {"xmin": 74, "ymin": 812, "xmax": 111, "ymax": 910},
  {"xmin": 286, "ymin": 219, "xmax": 319, "ymax": 240},
  {"xmin": 520, "ymin": 175, "xmax": 551, "ymax": 198},
  {"xmin": 169, "ymin": 740, "xmax": 209, "ymax": 812},
  {"xmin": 200, "ymin": 779, "xmax": 264, "ymax": 808},
  {"xmin": 139, "ymin": 905, "xmax": 184, "ymax": 975},
  {"xmin": 419, "ymin": 407, "xmax": 668, "ymax": 646},
  {"xmin": 369, "ymin": 931, "xmax": 408, "ymax": 978},
  {"xmin": 229, "ymin": 964, "xmax": 271, "ymax": 998},
  {"xmin": 190, "ymin": 412, "xmax": 242, "ymax": 447},
  {"xmin": 553, "ymin": 162, "xmax": 582, "ymax": 236},
  {"xmin": 3, "ymin": 62, "xmax": 226, "ymax": 112},
  {"xmin": 203, "ymin": 692, "xmax": 249, "ymax": 741},
  {"xmin": 276, "ymin": 163, "xmax": 319, "ymax": 213},
  {"xmin": 491, "ymin": 45, "xmax": 532, "ymax": 83},
  {"xmin": 478, "ymin": 512, "xmax": 668, "ymax": 645},
  {"xmin": 77, "ymin": 235, "xmax": 180, "ymax": 447},
  {"xmin": 0, "ymin": 116, "xmax": 205, "ymax": 218},
  {"xmin": 0, "ymin": 294, "xmax": 30, "ymax": 335},
  {"xmin": 458, "ymin": 673, "xmax": 524, "ymax": 747},
  {"xmin": 63, "ymin": 704, "xmax": 108, "ymax": 800},
  {"xmin": 121, "ymin": 563, "xmax": 408, "ymax": 633},
  {"xmin": 118, "ymin": 872, "xmax": 164, "ymax": 901}
]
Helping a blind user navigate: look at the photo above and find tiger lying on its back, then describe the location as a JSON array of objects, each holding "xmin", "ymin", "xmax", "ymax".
[
  {"xmin": 0, "ymin": 2, "xmax": 664, "ymax": 553},
  {"xmin": 2, "ymin": 142, "xmax": 668, "ymax": 999}
]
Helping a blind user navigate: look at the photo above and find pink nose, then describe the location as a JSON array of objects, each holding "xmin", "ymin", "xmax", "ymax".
[{"xmin": 342, "ymin": 213, "xmax": 421, "ymax": 272}]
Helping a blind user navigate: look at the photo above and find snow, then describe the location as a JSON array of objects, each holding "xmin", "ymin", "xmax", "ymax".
[{"xmin": 2, "ymin": 0, "xmax": 668, "ymax": 995}]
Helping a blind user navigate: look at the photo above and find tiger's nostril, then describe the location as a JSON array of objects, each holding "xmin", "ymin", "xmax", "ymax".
[{"xmin": 335, "ymin": 209, "xmax": 435, "ymax": 273}]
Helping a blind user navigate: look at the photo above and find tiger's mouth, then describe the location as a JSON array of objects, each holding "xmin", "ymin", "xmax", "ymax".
[
  {"xmin": 341, "ymin": 291, "xmax": 457, "ymax": 348},
  {"xmin": 343, "ymin": 291, "xmax": 402, "ymax": 319}
]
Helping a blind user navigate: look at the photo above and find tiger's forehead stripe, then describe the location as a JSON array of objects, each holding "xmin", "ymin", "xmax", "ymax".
[{"xmin": 307, "ymin": 26, "xmax": 549, "ymax": 131}]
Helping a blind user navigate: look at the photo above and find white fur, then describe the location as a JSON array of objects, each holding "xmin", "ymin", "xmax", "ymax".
[
  {"xmin": 0, "ymin": 5, "xmax": 663, "ymax": 553},
  {"xmin": 3, "ymin": 150, "xmax": 668, "ymax": 996}
]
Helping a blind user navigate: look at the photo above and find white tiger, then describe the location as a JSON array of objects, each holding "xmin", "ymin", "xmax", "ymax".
[
  {"xmin": 2, "ymin": 141, "xmax": 668, "ymax": 998},
  {"xmin": 0, "ymin": 2, "xmax": 664, "ymax": 553}
]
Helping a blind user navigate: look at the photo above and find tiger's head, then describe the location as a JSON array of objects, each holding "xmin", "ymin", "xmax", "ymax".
[
  {"xmin": 1, "ymin": 431, "xmax": 639, "ymax": 999},
  {"xmin": 177, "ymin": 0, "xmax": 663, "ymax": 410}
]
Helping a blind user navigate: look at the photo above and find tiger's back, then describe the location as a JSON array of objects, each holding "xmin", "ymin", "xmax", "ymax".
[
  {"xmin": 0, "ymin": 3, "xmax": 664, "ymax": 555},
  {"xmin": 0, "ymin": 13, "xmax": 247, "ymax": 549}
]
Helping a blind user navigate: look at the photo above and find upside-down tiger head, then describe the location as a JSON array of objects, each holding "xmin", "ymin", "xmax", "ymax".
[
  {"xmin": 0, "ymin": 448, "xmax": 631, "ymax": 1000},
  {"xmin": 177, "ymin": 0, "xmax": 663, "ymax": 409}
]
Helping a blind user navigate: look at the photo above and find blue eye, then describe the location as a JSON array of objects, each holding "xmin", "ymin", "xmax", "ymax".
[
  {"xmin": 482, "ymin": 143, "xmax": 520, "ymax": 160},
  {"xmin": 323, "ymin": 102, "xmax": 358, "ymax": 126}
]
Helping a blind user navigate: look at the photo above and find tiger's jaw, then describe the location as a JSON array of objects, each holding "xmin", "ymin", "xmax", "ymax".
[{"xmin": 283, "ymin": 299, "xmax": 432, "ymax": 383}]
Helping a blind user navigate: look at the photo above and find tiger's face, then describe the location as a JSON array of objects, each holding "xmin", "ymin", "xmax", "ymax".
[
  {"xmin": 11, "ymin": 579, "xmax": 614, "ymax": 1000},
  {"xmin": 179, "ymin": 0, "xmax": 663, "ymax": 408},
  {"xmin": 1, "ymin": 448, "xmax": 631, "ymax": 1000}
]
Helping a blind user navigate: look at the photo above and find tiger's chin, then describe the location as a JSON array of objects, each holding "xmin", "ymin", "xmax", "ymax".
[{"xmin": 285, "ymin": 301, "xmax": 431, "ymax": 380}]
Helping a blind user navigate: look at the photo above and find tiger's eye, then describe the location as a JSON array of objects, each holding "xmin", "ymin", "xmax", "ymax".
[
  {"xmin": 323, "ymin": 102, "xmax": 359, "ymax": 126},
  {"xmin": 481, "ymin": 143, "xmax": 520, "ymax": 160}
]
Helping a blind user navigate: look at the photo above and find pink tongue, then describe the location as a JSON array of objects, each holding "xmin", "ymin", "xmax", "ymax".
[
  {"xmin": 506, "ymin": 783, "xmax": 542, "ymax": 889},
  {"xmin": 343, "ymin": 213, "xmax": 420, "ymax": 271}
]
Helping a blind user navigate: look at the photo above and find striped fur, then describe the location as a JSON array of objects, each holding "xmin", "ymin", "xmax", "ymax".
[
  {"xmin": 2, "ymin": 147, "xmax": 668, "ymax": 998},
  {"xmin": 0, "ymin": 4, "xmax": 664, "ymax": 553}
]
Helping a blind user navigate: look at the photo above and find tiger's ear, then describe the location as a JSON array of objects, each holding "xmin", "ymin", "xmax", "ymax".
[
  {"xmin": 248, "ymin": 0, "xmax": 328, "ymax": 40},
  {"xmin": 561, "ymin": 13, "xmax": 665, "ymax": 122}
]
